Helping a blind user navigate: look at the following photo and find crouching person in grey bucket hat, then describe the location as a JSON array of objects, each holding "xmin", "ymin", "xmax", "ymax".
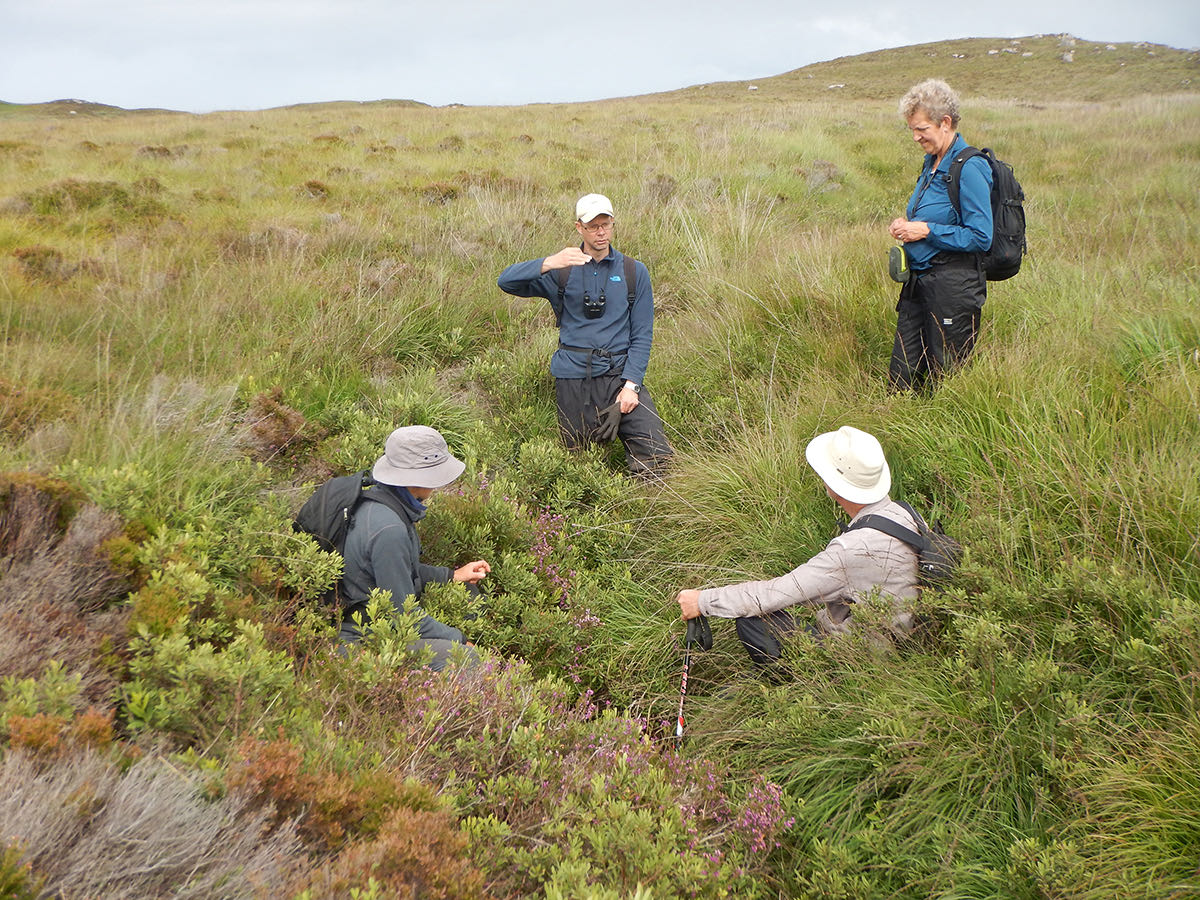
[
  {"xmin": 339, "ymin": 425, "xmax": 491, "ymax": 671},
  {"xmin": 675, "ymin": 426, "xmax": 921, "ymax": 669}
]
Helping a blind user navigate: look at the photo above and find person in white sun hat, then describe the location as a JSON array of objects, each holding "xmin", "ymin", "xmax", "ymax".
[
  {"xmin": 339, "ymin": 425, "xmax": 491, "ymax": 670},
  {"xmin": 676, "ymin": 426, "xmax": 921, "ymax": 666}
]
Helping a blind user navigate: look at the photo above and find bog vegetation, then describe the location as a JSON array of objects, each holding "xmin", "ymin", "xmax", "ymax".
[{"xmin": 1, "ymin": 33, "xmax": 1198, "ymax": 899}]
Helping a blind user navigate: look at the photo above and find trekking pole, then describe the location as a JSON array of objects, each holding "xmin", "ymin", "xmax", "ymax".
[
  {"xmin": 675, "ymin": 629, "xmax": 692, "ymax": 741},
  {"xmin": 675, "ymin": 615, "xmax": 711, "ymax": 742}
]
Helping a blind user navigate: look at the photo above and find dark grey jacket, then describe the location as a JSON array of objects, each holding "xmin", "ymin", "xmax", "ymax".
[{"xmin": 340, "ymin": 485, "xmax": 462, "ymax": 642}]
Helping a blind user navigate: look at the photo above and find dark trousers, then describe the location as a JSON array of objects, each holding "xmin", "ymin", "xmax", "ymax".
[
  {"xmin": 338, "ymin": 582, "xmax": 481, "ymax": 672},
  {"xmin": 888, "ymin": 255, "xmax": 986, "ymax": 392},
  {"xmin": 555, "ymin": 374, "xmax": 673, "ymax": 475},
  {"xmin": 735, "ymin": 610, "xmax": 802, "ymax": 666},
  {"xmin": 337, "ymin": 611, "xmax": 469, "ymax": 671}
]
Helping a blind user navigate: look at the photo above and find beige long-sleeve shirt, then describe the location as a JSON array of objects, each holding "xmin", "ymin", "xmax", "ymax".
[{"xmin": 697, "ymin": 497, "xmax": 921, "ymax": 635}]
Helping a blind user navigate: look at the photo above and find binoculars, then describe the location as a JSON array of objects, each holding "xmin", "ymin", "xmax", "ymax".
[{"xmin": 583, "ymin": 290, "xmax": 606, "ymax": 319}]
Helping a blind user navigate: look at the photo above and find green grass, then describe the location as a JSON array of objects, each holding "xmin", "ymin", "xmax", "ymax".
[{"xmin": 1, "ymin": 36, "xmax": 1198, "ymax": 898}]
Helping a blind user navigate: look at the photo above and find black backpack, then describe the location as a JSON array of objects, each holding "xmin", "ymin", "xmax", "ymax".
[
  {"xmin": 844, "ymin": 501, "xmax": 962, "ymax": 588},
  {"xmin": 552, "ymin": 254, "xmax": 637, "ymax": 328},
  {"xmin": 947, "ymin": 147, "xmax": 1026, "ymax": 281},
  {"xmin": 292, "ymin": 470, "xmax": 373, "ymax": 605}
]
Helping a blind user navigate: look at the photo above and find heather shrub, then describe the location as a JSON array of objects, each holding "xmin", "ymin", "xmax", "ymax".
[
  {"xmin": 380, "ymin": 657, "xmax": 792, "ymax": 898},
  {"xmin": 22, "ymin": 178, "xmax": 130, "ymax": 215},
  {"xmin": 241, "ymin": 386, "xmax": 328, "ymax": 461},
  {"xmin": 5, "ymin": 713, "xmax": 70, "ymax": 755},
  {"xmin": 10, "ymin": 245, "xmax": 95, "ymax": 284},
  {"xmin": 229, "ymin": 734, "xmax": 373, "ymax": 849},
  {"xmin": 5, "ymin": 706, "xmax": 114, "ymax": 755},
  {"xmin": 0, "ymin": 378, "xmax": 78, "ymax": 435},
  {"xmin": 0, "ymin": 472, "xmax": 122, "ymax": 602},
  {"xmin": 0, "ymin": 475, "xmax": 132, "ymax": 708},
  {"xmin": 302, "ymin": 805, "xmax": 486, "ymax": 900}
]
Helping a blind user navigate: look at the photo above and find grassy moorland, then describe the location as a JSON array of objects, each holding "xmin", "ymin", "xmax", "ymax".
[{"xmin": 1, "ymin": 33, "xmax": 1198, "ymax": 899}]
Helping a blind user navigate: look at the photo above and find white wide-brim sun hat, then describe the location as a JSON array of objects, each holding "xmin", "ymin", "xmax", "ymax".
[
  {"xmin": 372, "ymin": 425, "xmax": 466, "ymax": 489},
  {"xmin": 804, "ymin": 425, "xmax": 891, "ymax": 505}
]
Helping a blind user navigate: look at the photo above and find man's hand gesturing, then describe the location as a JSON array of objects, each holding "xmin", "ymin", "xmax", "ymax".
[{"xmin": 542, "ymin": 246, "xmax": 591, "ymax": 272}]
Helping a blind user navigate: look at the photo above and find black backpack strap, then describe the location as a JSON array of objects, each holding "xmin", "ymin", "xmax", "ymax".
[
  {"xmin": 553, "ymin": 267, "xmax": 569, "ymax": 329},
  {"xmin": 844, "ymin": 514, "xmax": 929, "ymax": 553},
  {"xmin": 946, "ymin": 146, "xmax": 983, "ymax": 222},
  {"xmin": 623, "ymin": 255, "xmax": 637, "ymax": 305},
  {"xmin": 892, "ymin": 499, "xmax": 927, "ymax": 529},
  {"xmin": 338, "ymin": 471, "xmax": 375, "ymax": 548},
  {"xmin": 358, "ymin": 480, "xmax": 408, "ymax": 513}
]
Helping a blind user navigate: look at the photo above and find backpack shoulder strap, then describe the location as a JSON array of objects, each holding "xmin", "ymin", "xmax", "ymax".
[
  {"xmin": 623, "ymin": 255, "xmax": 637, "ymax": 305},
  {"xmin": 946, "ymin": 146, "xmax": 983, "ymax": 219},
  {"xmin": 358, "ymin": 480, "xmax": 414, "ymax": 523},
  {"xmin": 342, "ymin": 470, "xmax": 374, "ymax": 529},
  {"xmin": 552, "ymin": 267, "xmax": 569, "ymax": 328},
  {"xmin": 844, "ymin": 514, "xmax": 929, "ymax": 553},
  {"xmin": 892, "ymin": 499, "xmax": 927, "ymax": 529}
]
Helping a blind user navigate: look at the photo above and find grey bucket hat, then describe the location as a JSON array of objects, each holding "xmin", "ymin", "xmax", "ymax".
[
  {"xmin": 372, "ymin": 425, "xmax": 466, "ymax": 489},
  {"xmin": 804, "ymin": 426, "xmax": 891, "ymax": 504}
]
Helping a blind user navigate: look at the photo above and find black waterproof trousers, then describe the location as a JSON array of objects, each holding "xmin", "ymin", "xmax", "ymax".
[
  {"xmin": 555, "ymin": 373, "xmax": 672, "ymax": 476},
  {"xmin": 734, "ymin": 610, "xmax": 801, "ymax": 666},
  {"xmin": 888, "ymin": 253, "xmax": 986, "ymax": 392}
]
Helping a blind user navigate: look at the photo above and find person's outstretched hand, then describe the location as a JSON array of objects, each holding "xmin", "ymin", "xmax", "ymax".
[{"xmin": 453, "ymin": 560, "xmax": 491, "ymax": 584}]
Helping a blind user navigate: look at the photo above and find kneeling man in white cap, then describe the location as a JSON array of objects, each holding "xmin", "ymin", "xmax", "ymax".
[
  {"xmin": 676, "ymin": 426, "xmax": 920, "ymax": 665},
  {"xmin": 497, "ymin": 192, "xmax": 673, "ymax": 476},
  {"xmin": 340, "ymin": 425, "xmax": 491, "ymax": 670}
]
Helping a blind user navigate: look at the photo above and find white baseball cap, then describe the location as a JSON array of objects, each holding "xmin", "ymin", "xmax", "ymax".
[
  {"xmin": 804, "ymin": 426, "xmax": 891, "ymax": 504},
  {"xmin": 575, "ymin": 193, "xmax": 614, "ymax": 223}
]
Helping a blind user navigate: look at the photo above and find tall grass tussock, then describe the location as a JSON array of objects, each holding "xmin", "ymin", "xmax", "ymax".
[{"xmin": 1, "ymin": 34, "xmax": 1198, "ymax": 898}]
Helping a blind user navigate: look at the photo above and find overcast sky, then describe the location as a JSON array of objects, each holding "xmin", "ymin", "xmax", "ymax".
[{"xmin": 3, "ymin": 1, "xmax": 1197, "ymax": 112}]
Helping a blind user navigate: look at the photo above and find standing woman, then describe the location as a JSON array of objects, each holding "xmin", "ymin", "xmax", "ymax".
[{"xmin": 888, "ymin": 79, "xmax": 993, "ymax": 391}]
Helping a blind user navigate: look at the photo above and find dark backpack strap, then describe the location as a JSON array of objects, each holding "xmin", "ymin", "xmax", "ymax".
[
  {"xmin": 946, "ymin": 146, "xmax": 983, "ymax": 222},
  {"xmin": 336, "ymin": 471, "xmax": 376, "ymax": 548},
  {"xmin": 892, "ymin": 499, "xmax": 927, "ymax": 529},
  {"xmin": 358, "ymin": 481, "xmax": 418, "ymax": 524},
  {"xmin": 553, "ymin": 266, "xmax": 569, "ymax": 329},
  {"xmin": 844, "ymin": 514, "xmax": 929, "ymax": 553},
  {"xmin": 623, "ymin": 255, "xmax": 637, "ymax": 305}
]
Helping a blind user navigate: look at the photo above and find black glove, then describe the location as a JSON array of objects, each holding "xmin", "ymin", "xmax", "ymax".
[
  {"xmin": 593, "ymin": 401, "xmax": 622, "ymax": 442},
  {"xmin": 686, "ymin": 615, "xmax": 712, "ymax": 651}
]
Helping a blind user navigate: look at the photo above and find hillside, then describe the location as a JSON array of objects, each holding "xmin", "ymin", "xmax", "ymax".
[
  {"xmin": 1, "ymin": 35, "xmax": 1198, "ymax": 900},
  {"xmin": 671, "ymin": 34, "xmax": 1200, "ymax": 102},
  {"xmin": 3, "ymin": 34, "xmax": 1197, "ymax": 115}
]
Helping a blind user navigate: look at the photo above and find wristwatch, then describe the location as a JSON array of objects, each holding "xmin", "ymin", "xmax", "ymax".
[{"xmin": 623, "ymin": 381, "xmax": 640, "ymax": 394}]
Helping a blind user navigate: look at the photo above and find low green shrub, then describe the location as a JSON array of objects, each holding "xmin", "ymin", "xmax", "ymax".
[{"xmin": 123, "ymin": 619, "xmax": 296, "ymax": 745}]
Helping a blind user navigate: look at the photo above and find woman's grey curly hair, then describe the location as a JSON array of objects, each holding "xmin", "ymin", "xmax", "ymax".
[{"xmin": 899, "ymin": 79, "xmax": 961, "ymax": 128}]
